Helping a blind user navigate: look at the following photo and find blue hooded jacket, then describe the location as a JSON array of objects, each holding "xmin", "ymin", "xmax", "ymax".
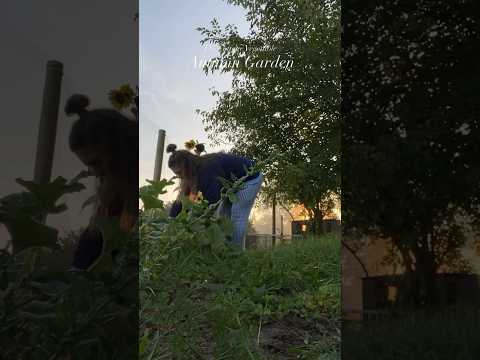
[{"xmin": 169, "ymin": 153, "xmax": 259, "ymax": 217}]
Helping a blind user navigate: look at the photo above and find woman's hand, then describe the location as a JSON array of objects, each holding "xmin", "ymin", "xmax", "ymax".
[{"xmin": 189, "ymin": 191, "xmax": 203, "ymax": 202}]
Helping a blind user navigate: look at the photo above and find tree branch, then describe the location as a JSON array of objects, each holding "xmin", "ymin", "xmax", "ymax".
[{"xmin": 341, "ymin": 240, "xmax": 369, "ymax": 277}]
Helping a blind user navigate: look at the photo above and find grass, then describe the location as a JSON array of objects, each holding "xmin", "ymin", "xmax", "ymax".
[
  {"xmin": 342, "ymin": 307, "xmax": 480, "ymax": 360},
  {"xmin": 141, "ymin": 234, "xmax": 340, "ymax": 359}
]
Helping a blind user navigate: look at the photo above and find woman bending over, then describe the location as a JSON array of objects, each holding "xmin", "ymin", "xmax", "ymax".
[{"xmin": 167, "ymin": 144, "xmax": 263, "ymax": 248}]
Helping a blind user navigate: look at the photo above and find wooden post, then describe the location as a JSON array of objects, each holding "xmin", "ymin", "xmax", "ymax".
[
  {"xmin": 272, "ymin": 195, "xmax": 276, "ymax": 246},
  {"xmin": 280, "ymin": 215, "xmax": 284, "ymax": 242},
  {"xmin": 34, "ymin": 60, "xmax": 63, "ymax": 184},
  {"xmin": 153, "ymin": 129, "xmax": 166, "ymax": 181}
]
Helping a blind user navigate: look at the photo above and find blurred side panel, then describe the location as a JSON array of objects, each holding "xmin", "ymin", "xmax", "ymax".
[{"xmin": 0, "ymin": 1, "xmax": 139, "ymax": 359}]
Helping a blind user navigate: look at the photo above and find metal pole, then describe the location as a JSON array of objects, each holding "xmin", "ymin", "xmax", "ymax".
[
  {"xmin": 153, "ymin": 129, "xmax": 166, "ymax": 181},
  {"xmin": 34, "ymin": 60, "xmax": 63, "ymax": 184}
]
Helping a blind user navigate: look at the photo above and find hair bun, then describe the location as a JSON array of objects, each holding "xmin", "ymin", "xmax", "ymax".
[
  {"xmin": 65, "ymin": 94, "xmax": 90, "ymax": 116},
  {"xmin": 195, "ymin": 143, "xmax": 205, "ymax": 153},
  {"xmin": 166, "ymin": 144, "xmax": 177, "ymax": 153}
]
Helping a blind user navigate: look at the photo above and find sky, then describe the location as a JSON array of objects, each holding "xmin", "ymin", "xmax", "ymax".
[
  {"xmin": 138, "ymin": 0, "xmax": 307, "ymax": 235},
  {"xmin": 139, "ymin": 0, "xmax": 250, "ymax": 202}
]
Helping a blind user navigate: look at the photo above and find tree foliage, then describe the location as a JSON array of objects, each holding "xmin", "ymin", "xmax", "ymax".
[
  {"xmin": 197, "ymin": 0, "xmax": 340, "ymax": 232},
  {"xmin": 342, "ymin": 0, "xmax": 480, "ymax": 306}
]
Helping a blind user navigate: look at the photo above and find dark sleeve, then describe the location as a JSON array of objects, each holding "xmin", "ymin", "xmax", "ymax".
[
  {"xmin": 226, "ymin": 154, "xmax": 255, "ymax": 179},
  {"xmin": 202, "ymin": 176, "xmax": 222, "ymax": 204},
  {"xmin": 169, "ymin": 200, "xmax": 182, "ymax": 218},
  {"xmin": 241, "ymin": 157, "xmax": 260, "ymax": 180},
  {"xmin": 72, "ymin": 228, "xmax": 103, "ymax": 270}
]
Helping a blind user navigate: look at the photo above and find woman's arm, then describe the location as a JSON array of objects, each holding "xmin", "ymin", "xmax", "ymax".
[
  {"xmin": 169, "ymin": 199, "xmax": 182, "ymax": 217},
  {"xmin": 72, "ymin": 228, "xmax": 103, "ymax": 270},
  {"xmin": 169, "ymin": 181, "xmax": 191, "ymax": 217},
  {"xmin": 202, "ymin": 175, "xmax": 222, "ymax": 204}
]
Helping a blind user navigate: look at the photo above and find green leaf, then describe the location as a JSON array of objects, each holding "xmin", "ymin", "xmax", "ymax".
[
  {"xmin": 1, "ymin": 213, "xmax": 59, "ymax": 254},
  {"xmin": 139, "ymin": 179, "xmax": 174, "ymax": 210},
  {"xmin": 19, "ymin": 300, "xmax": 57, "ymax": 321},
  {"xmin": 71, "ymin": 169, "xmax": 94, "ymax": 183},
  {"xmin": 217, "ymin": 176, "xmax": 232, "ymax": 189},
  {"xmin": 19, "ymin": 311, "xmax": 57, "ymax": 321},
  {"xmin": 218, "ymin": 218, "xmax": 234, "ymax": 236},
  {"xmin": 75, "ymin": 338, "xmax": 100, "ymax": 351},
  {"xmin": 227, "ymin": 192, "xmax": 238, "ymax": 203},
  {"xmin": 139, "ymin": 332, "xmax": 149, "ymax": 355},
  {"xmin": 205, "ymin": 223, "xmax": 226, "ymax": 244},
  {"xmin": 254, "ymin": 285, "xmax": 267, "ymax": 297},
  {"xmin": 0, "ymin": 192, "xmax": 42, "ymax": 219},
  {"xmin": 82, "ymin": 194, "xmax": 97, "ymax": 211},
  {"xmin": 11, "ymin": 176, "xmax": 86, "ymax": 216},
  {"xmin": 88, "ymin": 217, "xmax": 130, "ymax": 274},
  {"xmin": 29, "ymin": 280, "xmax": 69, "ymax": 297}
]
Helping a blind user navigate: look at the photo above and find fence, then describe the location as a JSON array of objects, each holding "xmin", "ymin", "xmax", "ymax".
[
  {"xmin": 245, "ymin": 233, "xmax": 305, "ymax": 249},
  {"xmin": 291, "ymin": 219, "xmax": 341, "ymax": 235},
  {"xmin": 361, "ymin": 273, "xmax": 480, "ymax": 320}
]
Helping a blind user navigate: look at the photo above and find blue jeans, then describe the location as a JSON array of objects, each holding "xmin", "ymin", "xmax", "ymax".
[{"xmin": 216, "ymin": 173, "xmax": 263, "ymax": 248}]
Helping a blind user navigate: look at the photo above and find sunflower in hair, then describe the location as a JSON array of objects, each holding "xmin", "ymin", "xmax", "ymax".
[
  {"xmin": 109, "ymin": 84, "xmax": 136, "ymax": 110},
  {"xmin": 184, "ymin": 139, "xmax": 197, "ymax": 150}
]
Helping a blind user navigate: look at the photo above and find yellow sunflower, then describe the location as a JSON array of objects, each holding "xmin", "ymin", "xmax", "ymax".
[
  {"xmin": 184, "ymin": 139, "xmax": 197, "ymax": 150},
  {"xmin": 108, "ymin": 84, "xmax": 135, "ymax": 110},
  {"xmin": 188, "ymin": 191, "xmax": 204, "ymax": 202}
]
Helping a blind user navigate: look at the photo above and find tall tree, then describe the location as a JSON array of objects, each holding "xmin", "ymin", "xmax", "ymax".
[
  {"xmin": 343, "ymin": 0, "xmax": 480, "ymax": 307},
  {"xmin": 197, "ymin": 0, "xmax": 340, "ymax": 233}
]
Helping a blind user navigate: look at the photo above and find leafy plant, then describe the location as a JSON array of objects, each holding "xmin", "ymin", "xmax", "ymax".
[
  {"xmin": 0, "ymin": 174, "xmax": 138, "ymax": 360},
  {"xmin": 139, "ymin": 177, "xmax": 340, "ymax": 359},
  {"xmin": 0, "ymin": 175, "xmax": 87, "ymax": 254}
]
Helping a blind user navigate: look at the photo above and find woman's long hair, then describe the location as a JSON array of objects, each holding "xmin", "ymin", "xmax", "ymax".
[
  {"xmin": 66, "ymin": 94, "xmax": 138, "ymax": 231},
  {"xmin": 166, "ymin": 144, "xmax": 223, "ymax": 198}
]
